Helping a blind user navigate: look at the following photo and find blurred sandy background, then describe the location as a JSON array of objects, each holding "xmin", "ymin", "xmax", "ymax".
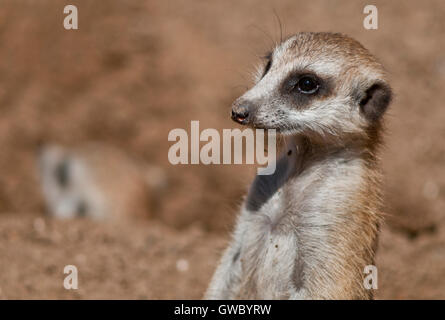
[{"xmin": 0, "ymin": 0, "xmax": 444, "ymax": 299}]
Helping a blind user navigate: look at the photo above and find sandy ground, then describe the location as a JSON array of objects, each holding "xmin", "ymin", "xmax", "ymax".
[
  {"xmin": 0, "ymin": 0, "xmax": 444, "ymax": 299},
  {"xmin": 0, "ymin": 214, "xmax": 444, "ymax": 299}
]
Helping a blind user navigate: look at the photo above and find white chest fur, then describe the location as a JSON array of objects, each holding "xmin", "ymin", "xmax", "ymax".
[{"xmin": 238, "ymin": 141, "xmax": 302, "ymax": 298}]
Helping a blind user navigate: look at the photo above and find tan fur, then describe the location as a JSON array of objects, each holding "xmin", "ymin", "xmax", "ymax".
[{"xmin": 206, "ymin": 33, "xmax": 391, "ymax": 300}]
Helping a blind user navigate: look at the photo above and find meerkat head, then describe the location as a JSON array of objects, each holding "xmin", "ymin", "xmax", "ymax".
[
  {"xmin": 231, "ymin": 32, "xmax": 392, "ymax": 143},
  {"xmin": 38, "ymin": 144, "xmax": 107, "ymax": 220}
]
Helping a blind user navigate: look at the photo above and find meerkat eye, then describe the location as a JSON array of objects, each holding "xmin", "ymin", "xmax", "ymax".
[
  {"xmin": 54, "ymin": 159, "xmax": 70, "ymax": 188},
  {"xmin": 297, "ymin": 76, "xmax": 319, "ymax": 94}
]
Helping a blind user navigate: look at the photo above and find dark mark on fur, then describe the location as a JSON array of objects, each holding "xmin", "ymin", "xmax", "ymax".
[
  {"xmin": 246, "ymin": 153, "xmax": 292, "ymax": 212},
  {"xmin": 55, "ymin": 159, "xmax": 70, "ymax": 188},
  {"xmin": 232, "ymin": 249, "xmax": 241, "ymax": 263}
]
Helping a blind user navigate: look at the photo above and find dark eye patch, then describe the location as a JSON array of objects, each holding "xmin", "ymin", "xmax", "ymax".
[
  {"xmin": 54, "ymin": 159, "xmax": 70, "ymax": 188},
  {"xmin": 280, "ymin": 70, "xmax": 334, "ymax": 108}
]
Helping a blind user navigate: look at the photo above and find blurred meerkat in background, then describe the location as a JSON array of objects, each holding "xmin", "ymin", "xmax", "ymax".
[
  {"xmin": 37, "ymin": 143, "xmax": 166, "ymax": 221},
  {"xmin": 206, "ymin": 32, "xmax": 392, "ymax": 299}
]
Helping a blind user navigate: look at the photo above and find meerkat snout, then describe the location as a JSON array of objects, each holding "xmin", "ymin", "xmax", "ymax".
[
  {"xmin": 231, "ymin": 100, "xmax": 254, "ymax": 124},
  {"xmin": 231, "ymin": 32, "xmax": 392, "ymax": 140}
]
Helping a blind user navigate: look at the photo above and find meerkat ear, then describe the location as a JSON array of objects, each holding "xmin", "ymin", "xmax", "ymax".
[{"xmin": 359, "ymin": 82, "xmax": 392, "ymax": 122}]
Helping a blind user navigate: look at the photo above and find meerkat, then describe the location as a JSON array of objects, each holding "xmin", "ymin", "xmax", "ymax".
[
  {"xmin": 37, "ymin": 143, "xmax": 166, "ymax": 221},
  {"xmin": 205, "ymin": 32, "xmax": 392, "ymax": 300}
]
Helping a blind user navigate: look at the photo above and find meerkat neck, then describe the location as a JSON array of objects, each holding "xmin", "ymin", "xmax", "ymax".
[
  {"xmin": 283, "ymin": 134, "xmax": 382, "ymax": 299},
  {"xmin": 285, "ymin": 131, "xmax": 381, "ymax": 172}
]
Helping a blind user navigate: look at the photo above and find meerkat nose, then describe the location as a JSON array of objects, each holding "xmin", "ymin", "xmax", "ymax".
[{"xmin": 231, "ymin": 104, "xmax": 251, "ymax": 124}]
